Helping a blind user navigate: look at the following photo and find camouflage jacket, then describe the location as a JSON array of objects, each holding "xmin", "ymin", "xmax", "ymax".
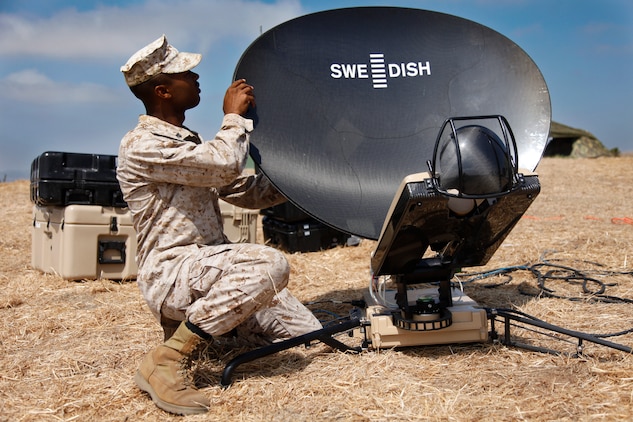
[{"xmin": 117, "ymin": 114, "xmax": 285, "ymax": 319}]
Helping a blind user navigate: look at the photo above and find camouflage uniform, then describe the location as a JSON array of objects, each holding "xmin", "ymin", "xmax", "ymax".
[{"xmin": 117, "ymin": 113, "xmax": 322, "ymax": 341}]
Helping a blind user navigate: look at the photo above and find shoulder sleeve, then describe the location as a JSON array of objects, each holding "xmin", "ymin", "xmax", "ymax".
[{"xmin": 119, "ymin": 114, "xmax": 253, "ymax": 188}]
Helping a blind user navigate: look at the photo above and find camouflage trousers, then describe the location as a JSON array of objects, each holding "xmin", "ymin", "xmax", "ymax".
[{"xmin": 161, "ymin": 243, "xmax": 322, "ymax": 343}]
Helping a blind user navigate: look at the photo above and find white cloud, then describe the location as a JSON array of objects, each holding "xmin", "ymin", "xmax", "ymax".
[
  {"xmin": 0, "ymin": 69, "xmax": 120, "ymax": 103},
  {"xmin": 0, "ymin": 0, "xmax": 305, "ymax": 104},
  {"xmin": 0, "ymin": 0, "xmax": 304, "ymax": 60}
]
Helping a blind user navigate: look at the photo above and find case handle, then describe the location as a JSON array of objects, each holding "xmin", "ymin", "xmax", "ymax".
[{"xmin": 98, "ymin": 240, "xmax": 126, "ymax": 264}]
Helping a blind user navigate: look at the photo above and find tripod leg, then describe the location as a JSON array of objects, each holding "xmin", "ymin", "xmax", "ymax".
[{"xmin": 220, "ymin": 317, "xmax": 362, "ymax": 387}]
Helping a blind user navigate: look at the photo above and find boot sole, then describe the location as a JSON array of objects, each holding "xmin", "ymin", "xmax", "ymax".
[{"xmin": 134, "ymin": 371, "xmax": 208, "ymax": 415}]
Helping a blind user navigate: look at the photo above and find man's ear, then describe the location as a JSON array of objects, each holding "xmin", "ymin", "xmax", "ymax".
[{"xmin": 154, "ymin": 84, "xmax": 171, "ymax": 99}]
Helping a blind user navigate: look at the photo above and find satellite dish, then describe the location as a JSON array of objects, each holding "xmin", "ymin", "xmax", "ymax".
[{"xmin": 234, "ymin": 7, "xmax": 550, "ymax": 240}]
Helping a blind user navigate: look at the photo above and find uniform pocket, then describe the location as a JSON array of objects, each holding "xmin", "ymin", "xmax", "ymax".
[{"xmin": 187, "ymin": 248, "xmax": 229, "ymax": 300}]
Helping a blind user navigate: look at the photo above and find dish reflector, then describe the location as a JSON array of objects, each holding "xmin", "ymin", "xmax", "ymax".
[{"xmin": 234, "ymin": 7, "xmax": 550, "ymax": 239}]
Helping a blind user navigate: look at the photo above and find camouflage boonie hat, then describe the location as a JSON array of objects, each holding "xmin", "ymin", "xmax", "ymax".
[{"xmin": 121, "ymin": 34, "xmax": 202, "ymax": 87}]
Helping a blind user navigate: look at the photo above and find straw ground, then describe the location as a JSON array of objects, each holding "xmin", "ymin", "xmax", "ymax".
[{"xmin": 1, "ymin": 156, "xmax": 632, "ymax": 421}]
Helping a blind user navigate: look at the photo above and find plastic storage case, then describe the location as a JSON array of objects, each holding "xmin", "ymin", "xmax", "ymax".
[
  {"xmin": 218, "ymin": 200, "xmax": 259, "ymax": 243},
  {"xmin": 31, "ymin": 201, "xmax": 258, "ymax": 279},
  {"xmin": 31, "ymin": 205, "xmax": 138, "ymax": 280},
  {"xmin": 262, "ymin": 216, "xmax": 350, "ymax": 253},
  {"xmin": 260, "ymin": 202, "xmax": 311, "ymax": 223},
  {"xmin": 30, "ymin": 151, "xmax": 126, "ymax": 207}
]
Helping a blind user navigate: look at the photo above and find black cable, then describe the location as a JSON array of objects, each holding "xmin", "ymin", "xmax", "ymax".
[
  {"xmin": 458, "ymin": 256, "xmax": 632, "ymax": 303},
  {"xmin": 305, "ymin": 299, "xmax": 367, "ymax": 328},
  {"xmin": 463, "ymin": 256, "xmax": 633, "ymax": 342}
]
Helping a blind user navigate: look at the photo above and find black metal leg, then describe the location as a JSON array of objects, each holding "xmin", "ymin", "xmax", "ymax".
[
  {"xmin": 220, "ymin": 316, "xmax": 363, "ymax": 387},
  {"xmin": 487, "ymin": 308, "xmax": 633, "ymax": 355}
]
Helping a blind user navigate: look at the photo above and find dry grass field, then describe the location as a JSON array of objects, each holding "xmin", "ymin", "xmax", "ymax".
[{"xmin": 1, "ymin": 156, "xmax": 632, "ymax": 421}]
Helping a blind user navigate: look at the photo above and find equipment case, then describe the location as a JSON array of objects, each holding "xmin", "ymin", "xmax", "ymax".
[
  {"xmin": 262, "ymin": 216, "xmax": 350, "ymax": 253},
  {"xmin": 218, "ymin": 200, "xmax": 258, "ymax": 244},
  {"xmin": 30, "ymin": 151, "xmax": 126, "ymax": 207},
  {"xmin": 31, "ymin": 205, "xmax": 138, "ymax": 280},
  {"xmin": 31, "ymin": 201, "xmax": 258, "ymax": 280},
  {"xmin": 260, "ymin": 202, "xmax": 311, "ymax": 223}
]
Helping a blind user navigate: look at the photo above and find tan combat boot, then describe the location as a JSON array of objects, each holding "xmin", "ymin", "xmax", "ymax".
[{"xmin": 134, "ymin": 321, "xmax": 210, "ymax": 415}]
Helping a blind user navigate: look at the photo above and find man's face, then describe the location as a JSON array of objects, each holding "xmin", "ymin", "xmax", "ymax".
[{"xmin": 163, "ymin": 70, "xmax": 201, "ymax": 111}]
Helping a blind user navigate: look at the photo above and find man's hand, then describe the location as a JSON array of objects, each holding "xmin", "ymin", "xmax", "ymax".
[{"xmin": 223, "ymin": 79, "xmax": 256, "ymax": 116}]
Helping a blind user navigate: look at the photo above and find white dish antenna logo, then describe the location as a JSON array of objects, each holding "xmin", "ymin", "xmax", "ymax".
[{"xmin": 330, "ymin": 53, "xmax": 431, "ymax": 89}]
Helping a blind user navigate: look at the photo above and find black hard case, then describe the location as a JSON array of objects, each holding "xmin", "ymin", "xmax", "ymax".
[
  {"xmin": 260, "ymin": 202, "xmax": 312, "ymax": 223},
  {"xmin": 262, "ymin": 216, "xmax": 350, "ymax": 253},
  {"xmin": 30, "ymin": 151, "xmax": 126, "ymax": 207}
]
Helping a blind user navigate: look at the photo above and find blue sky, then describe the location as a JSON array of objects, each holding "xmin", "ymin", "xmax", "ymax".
[{"xmin": 1, "ymin": 0, "xmax": 631, "ymax": 181}]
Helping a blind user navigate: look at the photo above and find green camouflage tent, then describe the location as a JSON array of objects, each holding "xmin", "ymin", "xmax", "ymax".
[{"xmin": 544, "ymin": 121, "xmax": 615, "ymax": 158}]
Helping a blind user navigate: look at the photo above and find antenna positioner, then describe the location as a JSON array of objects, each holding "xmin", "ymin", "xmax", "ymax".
[{"xmin": 393, "ymin": 308, "xmax": 453, "ymax": 331}]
